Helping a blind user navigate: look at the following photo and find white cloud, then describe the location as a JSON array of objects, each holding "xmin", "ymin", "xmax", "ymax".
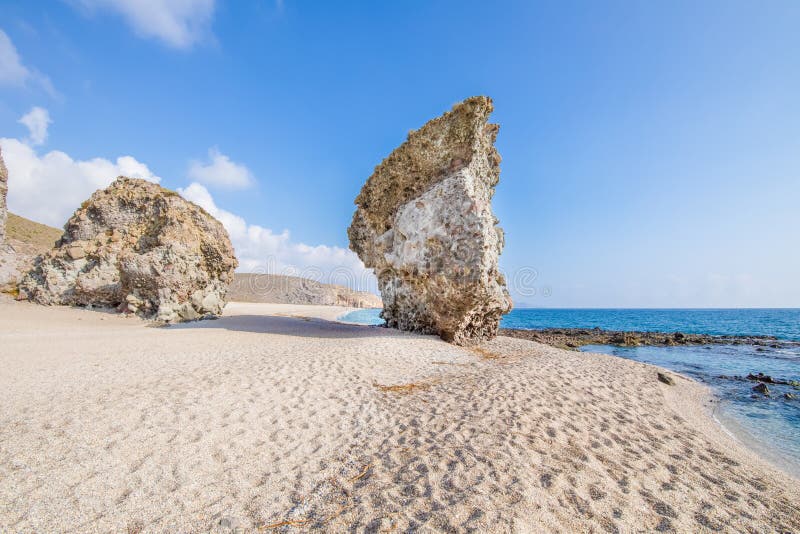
[
  {"xmin": 187, "ymin": 147, "xmax": 254, "ymax": 190},
  {"xmin": 0, "ymin": 137, "xmax": 161, "ymax": 227},
  {"xmin": 0, "ymin": 126, "xmax": 375, "ymax": 293},
  {"xmin": 18, "ymin": 107, "xmax": 52, "ymax": 146},
  {"xmin": 179, "ymin": 182, "xmax": 377, "ymax": 292},
  {"xmin": 74, "ymin": 0, "xmax": 216, "ymax": 49},
  {"xmin": 0, "ymin": 29, "xmax": 56, "ymax": 95}
]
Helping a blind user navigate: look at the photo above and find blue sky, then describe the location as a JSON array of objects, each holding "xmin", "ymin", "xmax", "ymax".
[{"xmin": 1, "ymin": 0, "xmax": 798, "ymax": 307}]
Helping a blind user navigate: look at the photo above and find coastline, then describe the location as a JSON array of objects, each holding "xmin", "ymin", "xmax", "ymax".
[
  {"xmin": 711, "ymin": 402, "xmax": 800, "ymax": 481},
  {"xmin": 1, "ymin": 299, "xmax": 798, "ymax": 531},
  {"xmin": 654, "ymin": 367, "xmax": 800, "ymax": 482}
]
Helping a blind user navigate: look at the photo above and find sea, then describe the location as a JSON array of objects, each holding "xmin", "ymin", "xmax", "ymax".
[{"xmin": 339, "ymin": 307, "xmax": 800, "ymax": 477}]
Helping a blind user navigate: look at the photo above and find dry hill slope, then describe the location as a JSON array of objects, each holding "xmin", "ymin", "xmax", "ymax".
[
  {"xmin": 5, "ymin": 213, "xmax": 62, "ymax": 251},
  {"xmin": 1, "ymin": 213, "xmax": 63, "ymax": 293},
  {"xmin": 228, "ymin": 272, "xmax": 381, "ymax": 308}
]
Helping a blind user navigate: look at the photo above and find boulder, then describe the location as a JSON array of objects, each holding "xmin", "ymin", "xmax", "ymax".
[
  {"xmin": 348, "ymin": 96, "xmax": 512, "ymax": 345},
  {"xmin": 20, "ymin": 177, "xmax": 238, "ymax": 322},
  {"xmin": 752, "ymin": 383, "xmax": 770, "ymax": 396},
  {"xmin": 657, "ymin": 372, "xmax": 675, "ymax": 386},
  {"xmin": 747, "ymin": 372, "xmax": 775, "ymax": 384},
  {"xmin": 0, "ymin": 146, "xmax": 7, "ymax": 245}
]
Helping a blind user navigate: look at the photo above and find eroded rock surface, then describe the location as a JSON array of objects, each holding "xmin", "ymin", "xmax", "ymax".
[
  {"xmin": 348, "ymin": 96, "xmax": 511, "ymax": 344},
  {"xmin": 0, "ymin": 147, "xmax": 7, "ymax": 245},
  {"xmin": 20, "ymin": 177, "xmax": 238, "ymax": 322}
]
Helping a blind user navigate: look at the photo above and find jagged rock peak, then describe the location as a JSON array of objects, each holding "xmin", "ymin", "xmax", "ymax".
[
  {"xmin": 0, "ymin": 146, "xmax": 7, "ymax": 245},
  {"xmin": 348, "ymin": 96, "xmax": 512, "ymax": 345}
]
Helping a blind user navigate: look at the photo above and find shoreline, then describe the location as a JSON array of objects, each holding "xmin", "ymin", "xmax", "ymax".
[
  {"xmin": 641, "ymin": 365, "xmax": 800, "ymax": 482},
  {"xmin": 711, "ymin": 401, "xmax": 800, "ymax": 480},
  {"xmin": 1, "ymin": 299, "xmax": 798, "ymax": 531}
]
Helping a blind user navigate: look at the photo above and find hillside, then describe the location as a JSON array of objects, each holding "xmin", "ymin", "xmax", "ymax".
[
  {"xmin": 1, "ymin": 213, "xmax": 63, "ymax": 292},
  {"xmin": 228, "ymin": 273, "xmax": 382, "ymax": 308},
  {"xmin": 6, "ymin": 213, "xmax": 63, "ymax": 252}
]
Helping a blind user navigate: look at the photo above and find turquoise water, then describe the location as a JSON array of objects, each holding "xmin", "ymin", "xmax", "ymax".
[
  {"xmin": 340, "ymin": 307, "xmax": 800, "ymax": 339},
  {"xmin": 501, "ymin": 308, "xmax": 800, "ymax": 340},
  {"xmin": 339, "ymin": 307, "xmax": 800, "ymax": 474},
  {"xmin": 338, "ymin": 308, "xmax": 386, "ymax": 326}
]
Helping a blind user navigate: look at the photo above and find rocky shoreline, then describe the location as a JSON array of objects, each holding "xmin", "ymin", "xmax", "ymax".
[{"xmin": 500, "ymin": 327, "xmax": 800, "ymax": 351}]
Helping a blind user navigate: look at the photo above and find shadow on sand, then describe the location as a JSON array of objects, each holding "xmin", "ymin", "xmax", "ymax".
[{"xmin": 165, "ymin": 313, "xmax": 404, "ymax": 340}]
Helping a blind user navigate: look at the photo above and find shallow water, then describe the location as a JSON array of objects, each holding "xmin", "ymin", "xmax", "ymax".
[
  {"xmin": 580, "ymin": 343, "xmax": 800, "ymax": 476},
  {"xmin": 501, "ymin": 308, "xmax": 800, "ymax": 340},
  {"xmin": 339, "ymin": 307, "xmax": 800, "ymax": 474}
]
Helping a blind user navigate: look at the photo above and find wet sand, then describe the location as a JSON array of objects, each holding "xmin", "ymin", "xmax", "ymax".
[{"xmin": 0, "ymin": 299, "xmax": 798, "ymax": 532}]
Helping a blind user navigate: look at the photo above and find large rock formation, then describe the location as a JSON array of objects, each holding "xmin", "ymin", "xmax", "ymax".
[
  {"xmin": 20, "ymin": 177, "xmax": 238, "ymax": 322},
  {"xmin": 0, "ymin": 146, "xmax": 7, "ymax": 245},
  {"xmin": 348, "ymin": 96, "xmax": 512, "ymax": 345}
]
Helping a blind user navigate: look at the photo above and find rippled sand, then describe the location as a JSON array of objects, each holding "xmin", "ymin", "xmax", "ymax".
[{"xmin": 0, "ymin": 299, "xmax": 798, "ymax": 532}]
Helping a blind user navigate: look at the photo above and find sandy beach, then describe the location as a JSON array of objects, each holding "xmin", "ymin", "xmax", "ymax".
[{"xmin": 1, "ymin": 299, "xmax": 798, "ymax": 533}]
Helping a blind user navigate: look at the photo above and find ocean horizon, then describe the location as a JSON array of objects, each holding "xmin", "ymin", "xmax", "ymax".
[{"xmin": 343, "ymin": 307, "xmax": 800, "ymax": 338}]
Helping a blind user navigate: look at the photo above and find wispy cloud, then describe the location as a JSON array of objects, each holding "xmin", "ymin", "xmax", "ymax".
[
  {"xmin": 188, "ymin": 147, "xmax": 254, "ymax": 190},
  {"xmin": 72, "ymin": 0, "xmax": 217, "ymax": 49},
  {"xmin": 0, "ymin": 29, "xmax": 56, "ymax": 96},
  {"xmin": 18, "ymin": 107, "xmax": 52, "ymax": 146},
  {"xmin": 179, "ymin": 182, "xmax": 376, "ymax": 291},
  {"xmin": 0, "ymin": 29, "xmax": 29, "ymax": 86}
]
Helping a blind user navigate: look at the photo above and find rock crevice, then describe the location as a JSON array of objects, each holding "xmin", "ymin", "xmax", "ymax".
[{"xmin": 348, "ymin": 96, "xmax": 511, "ymax": 344}]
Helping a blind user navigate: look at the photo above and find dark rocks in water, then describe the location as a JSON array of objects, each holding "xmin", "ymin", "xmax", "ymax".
[
  {"xmin": 500, "ymin": 328, "xmax": 799, "ymax": 351},
  {"xmin": 657, "ymin": 372, "xmax": 675, "ymax": 386},
  {"xmin": 745, "ymin": 373, "xmax": 799, "ymax": 387},
  {"xmin": 752, "ymin": 383, "xmax": 770, "ymax": 396},
  {"xmin": 747, "ymin": 373, "xmax": 775, "ymax": 384},
  {"xmin": 610, "ymin": 332, "xmax": 640, "ymax": 346},
  {"xmin": 784, "ymin": 393, "xmax": 797, "ymax": 400}
]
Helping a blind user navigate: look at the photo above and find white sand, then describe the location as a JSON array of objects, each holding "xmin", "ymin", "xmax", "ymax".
[{"xmin": 0, "ymin": 299, "xmax": 798, "ymax": 532}]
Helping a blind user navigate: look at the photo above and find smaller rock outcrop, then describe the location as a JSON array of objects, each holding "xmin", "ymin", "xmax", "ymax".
[
  {"xmin": 20, "ymin": 177, "xmax": 238, "ymax": 322},
  {"xmin": 0, "ymin": 147, "xmax": 7, "ymax": 245},
  {"xmin": 657, "ymin": 372, "xmax": 675, "ymax": 386},
  {"xmin": 348, "ymin": 96, "xmax": 512, "ymax": 345}
]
